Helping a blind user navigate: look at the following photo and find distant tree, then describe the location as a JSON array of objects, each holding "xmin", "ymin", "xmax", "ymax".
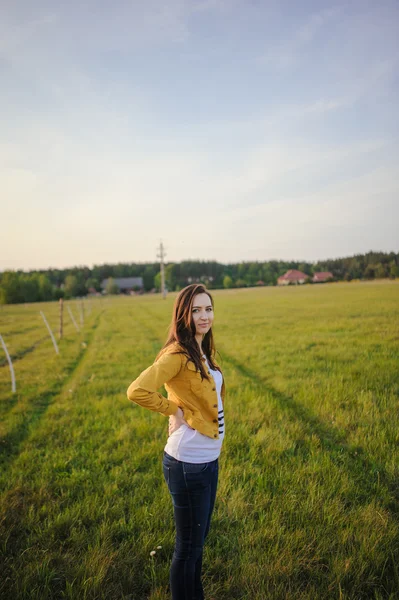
[
  {"xmin": 114, "ymin": 263, "xmax": 130, "ymax": 278},
  {"xmin": 22, "ymin": 274, "xmax": 40, "ymax": 303},
  {"xmin": 85, "ymin": 277, "xmax": 100, "ymax": 292},
  {"xmin": 364, "ymin": 264, "xmax": 375, "ymax": 279},
  {"xmin": 223, "ymin": 275, "xmax": 233, "ymax": 289},
  {"xmin": 1, "ymin": 251, "xmax": 398, "ymax": 304},
  {"xmin": 53, "ymin": 288, "xmax": 65, "ymax": 300},
  {"xmin": 348, "ymin": 259, "xmax": 362, "ymax": 280},
  {"xmin": 389, "ymin": 261, "xmax": 399, "ymax": 279},
  {"xmin": 143, "ymin": 265, "xmax": 156, "ymax": 291},
  {"xmin": 154, "ymin": 272, "xmax": 162, "ymax": 292},
  {"xmin": 64, "ymin": 275, "xmax": 79, "ymax": 298},
  {"xmin": 237, "ymin": 263, "xmax": 246, "ymax": 278},
  {"xmin": 375, "ymin": 263, "xmax": 387, "ymax": 279},
  {"xmin": 298, "ymin": 263, "xmax": 312, "ymax": 276},
  {"xmin": 0, "ymin": 271, "xmax": 23, "ymax": 304},
  {"xmin": 247, "ymin": 262, "xmax": 262, "ymax": 282},
  {"xmin": 106, "ymin": 278, "xmax": 119, "ymax": 294},
  {"xmin": 75, "ymin": 276, "xmax": 88, "ymax": 297},
  {"xmin": 165, "ymin": 264, "xmax": 177, "ymax": 292},
  {"xmin": 38, "ymin": 274, "xmax": 53, "ymax": 301},
  {"xmin": 236, "ymin": 278, "xmax": 247, "ymax": 288},
  {"xmin": 261, "ymin": 267, "xmax": 274, "ymax": 286}
]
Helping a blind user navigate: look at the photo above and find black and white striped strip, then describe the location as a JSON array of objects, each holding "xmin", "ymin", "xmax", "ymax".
[{"xmin": 218, "ymin": 409, "xmax": 224, "ymax": 433}]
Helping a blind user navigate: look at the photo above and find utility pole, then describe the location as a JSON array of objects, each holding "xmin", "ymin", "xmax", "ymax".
[{"xmin": 157, "ymin": 240, "xmax": 167, "ymax": 299}]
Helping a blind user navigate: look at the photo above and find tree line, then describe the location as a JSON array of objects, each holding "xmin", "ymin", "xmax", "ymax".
[{"xmin": 0, "ymin": 251, "xmax": 398, "ymax": 305}]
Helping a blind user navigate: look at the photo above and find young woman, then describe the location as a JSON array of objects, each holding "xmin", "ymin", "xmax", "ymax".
[{"xmin": 127, "ymin": 283, "xmax": 225, "ymax": 600}]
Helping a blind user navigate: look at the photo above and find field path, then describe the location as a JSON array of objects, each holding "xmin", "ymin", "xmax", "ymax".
[{"xmin": 0, "ymin": 309, "xmax": 104, "ymax": 478}]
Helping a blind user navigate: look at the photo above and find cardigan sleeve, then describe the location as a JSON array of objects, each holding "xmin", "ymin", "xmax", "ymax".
[{"xmin": 126, "ymin": 350, "xmax": 182, "ymax": 416}]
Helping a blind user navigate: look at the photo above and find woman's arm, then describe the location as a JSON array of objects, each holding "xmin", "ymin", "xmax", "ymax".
[{"xmin": 127, "ymin": 350, "xmax": 182, "ymax": 416}]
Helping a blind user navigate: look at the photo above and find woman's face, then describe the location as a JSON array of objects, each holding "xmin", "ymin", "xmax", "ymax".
[{"xmin": 191, "ymin": 292, "xmax": 214, "ymax": 337}]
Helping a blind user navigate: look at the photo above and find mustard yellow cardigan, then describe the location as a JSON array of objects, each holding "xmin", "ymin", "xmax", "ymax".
[{"xmin": 127, "ymin": 341, "xmax": 225, "ymax": 439}]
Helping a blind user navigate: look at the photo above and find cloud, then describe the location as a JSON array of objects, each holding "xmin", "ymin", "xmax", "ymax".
[
  {"xmin": 0, "ymin": 1, "xmax": 398, "ymax": 268},
  {"xmin": 1, "ymin": 132, "xmax": 397, "ymax": 267},
  {"xmin": 260, "ymin": 7, "xmax": 340, "ymax": 69},
  {"xmin": 228, "ymin": 160, "xmax": 398, "ymax": 220},
  {"xmin": 0, "ymin": 13, "xmax": 56, "ymax": 59},
  {"xmin": 0, "ymin": 0, "xmax": 235, "ymax": 63},
  {"xmin": 194, "ymin": 138, "xmax": 388, "ymax": 212},
  {"xmin": 217, "ymin": 161, "xmax": 399, "ymax": 261}
]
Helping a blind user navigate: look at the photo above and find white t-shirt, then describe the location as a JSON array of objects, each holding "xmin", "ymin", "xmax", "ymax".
[{"xmin": 164, "ymin": 355, "xmax": 225, "ymax": 463}]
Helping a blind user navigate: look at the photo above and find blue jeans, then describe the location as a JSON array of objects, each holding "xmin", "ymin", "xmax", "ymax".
[{"xmin": 162, "ymin": 451, "xmax": 219, "ymax": 600}]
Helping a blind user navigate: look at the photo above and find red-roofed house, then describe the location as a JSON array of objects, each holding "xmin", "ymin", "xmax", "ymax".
[
  {"xmin": 312, "ymin": 271, "xmax": 333, "ymax": 283},
  {"xmin": 277, "ymin": 270, "xmax": 309, "ymax": 285}
]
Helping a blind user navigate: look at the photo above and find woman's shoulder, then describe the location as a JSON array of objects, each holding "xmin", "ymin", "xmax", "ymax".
[
  {"xmin": 158, "ymin": 341, "xmax": 186, "ymax": 358},
  {"xmin": 167, "ymin": 340, "xmax": 185, "ymax": 351}
]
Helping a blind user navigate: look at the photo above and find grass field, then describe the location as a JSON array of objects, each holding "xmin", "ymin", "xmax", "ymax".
[{"xmin": 0, "ymin": 281, "xmax": 398, "ymax": 600}]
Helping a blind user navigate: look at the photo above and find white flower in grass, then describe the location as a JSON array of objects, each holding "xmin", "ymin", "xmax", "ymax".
[
  {"xmin": 157, "ymin": 545, "xmax": 162, "ymax": 549},
  {"xmin": 150, "ymin": 550, "xmax": 156, "ymax": 556}
]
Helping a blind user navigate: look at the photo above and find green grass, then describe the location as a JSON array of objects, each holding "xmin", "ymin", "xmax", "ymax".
[{"xmin": 0, "ymin": 282, "xmax": 398, "ymax": 599}]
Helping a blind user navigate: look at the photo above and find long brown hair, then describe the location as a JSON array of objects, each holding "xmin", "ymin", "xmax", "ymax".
[{"xmin": 156, "ymin": 284, "xmax": 220, "ymax": 381}]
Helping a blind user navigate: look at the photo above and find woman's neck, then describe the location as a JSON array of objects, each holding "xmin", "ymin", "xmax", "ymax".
[{"xmin": 195, "ymin": 334, "xmax": 204, "ymax": 354}]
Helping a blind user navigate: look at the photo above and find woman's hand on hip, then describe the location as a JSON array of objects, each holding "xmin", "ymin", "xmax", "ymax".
[{"xmin": 168, "ymin": 407, "xmax": 191, "ymax": 435}]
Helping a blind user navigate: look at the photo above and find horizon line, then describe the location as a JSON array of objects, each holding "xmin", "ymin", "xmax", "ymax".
[{"xmin": 1, "ymin": 248, "xmax": 398, "ymax": 274}]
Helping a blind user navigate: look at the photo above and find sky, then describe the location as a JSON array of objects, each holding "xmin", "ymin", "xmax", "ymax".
[{"xmin": 1, "ymin": 0, "xmax": 398, "ymax": 271}]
